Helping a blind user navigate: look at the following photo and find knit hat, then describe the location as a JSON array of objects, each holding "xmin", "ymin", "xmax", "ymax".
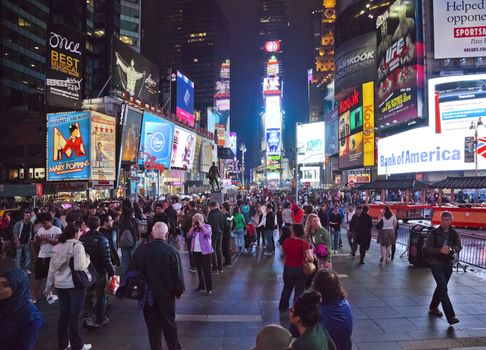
[{"xmin": 251, "ymin": 324, "xmax": 292, "ymax": 350}]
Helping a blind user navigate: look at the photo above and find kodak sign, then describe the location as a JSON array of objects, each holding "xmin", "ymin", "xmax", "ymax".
[{"xmin": 362, "ymin": 82, "xmax": 375, "ymax": 167}]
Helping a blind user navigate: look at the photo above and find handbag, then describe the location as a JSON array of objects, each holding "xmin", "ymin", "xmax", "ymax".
[
  {"xmin": 302, "ymin": 239, "xmax": 317, "ymax": 276},
  {"xmin": 69, "ymin": 243, "xmax": 98, "ymax": 289}
]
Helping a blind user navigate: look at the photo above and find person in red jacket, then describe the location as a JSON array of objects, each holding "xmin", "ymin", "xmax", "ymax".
[{"xmin": 291, "ymin": 204, "xmax": 304, "ymax": 225}]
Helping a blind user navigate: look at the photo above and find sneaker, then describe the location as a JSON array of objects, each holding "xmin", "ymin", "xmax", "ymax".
[
  {"xmin": 205, "ymin": 290, "xmax": 212, "ymax": 295},
  {"xmin": 263, "ymin": 251, "xmax": 273, "ymax": 256},
  {"xmin": 49, "ymin": 293, "xmax": 59, "ymax": 302},
  {"xmin": 81, "ymin": 345, "xmax": 92, "ymax": 350},
  {"xmin": 428, "ymin": 308, "xmax": 443, "ymax": 318},
  {"xmin": 83, "ymin": 318, "xmax": 100, "ymax": 328},
  {"xmin": 447, "ymin": 317, "xmax": 460, "ymax": 325},
  {"xmin": 25, "ymin": 269, "xmax": 32, "ymax": 275},
  {"xmin": 218, "ymin": 270, "xmax": 223, "ymax": 274},
  {"xmin": 99, "ymin": 317, "xmax": 110, "ymax": 326},
  {"xmin": 188, "ymin": 267, "xmax": 196, "ymax": 273}
]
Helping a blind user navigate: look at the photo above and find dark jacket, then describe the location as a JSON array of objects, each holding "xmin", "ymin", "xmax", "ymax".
[
  {"xmin": 264, "ymin": 211, "xmax": 276, "ymax": 230},
  {"xmin": 131, "ymin": 239, "xmax": 185, "ymax": 304},
  {"xmin": 207, "ymin": 208, "xmax": 225, "ymax": 237},
  {"xmin": 355, "ymin": 213, "xmax": 372, "ymax": 249},
  {"xmin": 80, "ymin": 230, "xmax": 115, "ymax": 276},
  {"xmin": 425, "ymin": 225, "xmax": 462, "ymax": 266},
  {"xmin": 318, "ymin": 210, "xmax": 328, "ymax": 228},
  {"xmin": 182, "ymin": 208, "xmax": 197, "ymax": 235},
  {"xmin": 223, "ymin": 213, "xmax": 232, "ymax": 235},
  {"xmin": 99, "ymin": 227, "xmax": 121, "ymax": 267},
  {"xmin": 329, "ymin": 213, "xmax": 342, "ymax": 231},
  {"xmin": 165, "ymin": 205, "xmax": 178, "ymax": 226},
  {"xmin": 349, "ymin": 213, "xmax": 360, "ymax": 234}
]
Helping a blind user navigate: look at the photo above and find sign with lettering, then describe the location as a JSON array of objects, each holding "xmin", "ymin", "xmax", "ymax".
[
  {"xmin": 140, "ymin": 112, "xmax": 174, "ymax": 170},
  {"xmin": 297, "ymin": 122, "xmax": 325, "ymax": 165},
  {"xmin": 46, "ymin": 24, "xmax": 84, "ymax": 108},
  {"xmin": 433, "ymin": 0, "xmax": 486, "ymax": 59}
]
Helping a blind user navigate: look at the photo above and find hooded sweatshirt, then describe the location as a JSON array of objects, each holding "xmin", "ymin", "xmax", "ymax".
[{"xmin": 46, "ymin": 239, "xmax": 90, "ymax": 291}]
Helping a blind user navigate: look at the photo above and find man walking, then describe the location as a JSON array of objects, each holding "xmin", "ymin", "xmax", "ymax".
[
  {"xmin": 207, "ymin": 201, "xmax": 225, "ymax": 273},
  {"xmin": 355, "ymin": 206, "xmax": 372, "ymax": 265},
  {"xmin": 13, "ymin": 210, "xmax": 33, "ymax": 273},
  {"xmin": 81, "ymin": 216, "xmax": 115, "ymax": 328},
  {"xmin": 132, "ymin": 222, "xmax": 185, "ymax": 350},
  {"xmin": 425, "ymin": 211, "xmax": 461, "ymax": 325},
  {"xmin": 264, "ymin": 204, "xmax": 276, "ymax": 256}
]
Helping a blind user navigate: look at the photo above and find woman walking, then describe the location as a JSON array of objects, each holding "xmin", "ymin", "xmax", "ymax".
[
  {"xmin": 328, "ymin": 206, "xmax": 342, "ymax": 254},
  {"xmin": 187, "ymin": 213, "xmax": 214, "ymax": 295},
  {"xmin": 45, "ymin": 223, "xmax": 92, "ymax": 350},
  {"xmin": 278, "ymin": 224, "xmax": 314, "ymax": 312},
  {"xmin": 377, "ymin": 207, "xmax": 397, "ymax": 264},
  {"xmin": 232, "ymin": 207, "xmax": 246, "ymax": 254},
  {"xmin": 305, "ymin": 213, "xmax": 332, "ymax": 270}
]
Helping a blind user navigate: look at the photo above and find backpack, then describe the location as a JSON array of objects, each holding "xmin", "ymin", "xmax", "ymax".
[{"xmin": 119, "ymin": 219, "xmax": 137, "ymax": 248}]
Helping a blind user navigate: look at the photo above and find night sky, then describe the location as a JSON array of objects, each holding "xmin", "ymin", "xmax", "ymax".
[{"xmin": 219, "ymin": 0, "xmax": 321, "ymax": 169}]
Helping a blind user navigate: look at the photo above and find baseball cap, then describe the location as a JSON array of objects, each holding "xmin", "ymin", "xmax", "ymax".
[{"xmin": 251, "ymin": 324, "xmax": 292, "ymax": 350}]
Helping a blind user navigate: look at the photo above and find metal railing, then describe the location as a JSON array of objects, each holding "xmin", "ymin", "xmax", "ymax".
[{"xmin": 394, "ymin": 227, "xmax": 486, "ymax": 269}]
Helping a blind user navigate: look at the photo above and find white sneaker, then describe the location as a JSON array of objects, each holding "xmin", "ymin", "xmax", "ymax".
[
  {"xmin": 81, "ymin": 344, "xmax": 92, "ymax": 350},
  {"xmin": 48, "ymin": 292, "xmax": 59, "ymax": 303}
]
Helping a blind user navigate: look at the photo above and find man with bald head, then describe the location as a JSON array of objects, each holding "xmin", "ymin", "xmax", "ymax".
[{"xmin": 131, "ymin": 221, "xmax": 185, "ymax": 350}]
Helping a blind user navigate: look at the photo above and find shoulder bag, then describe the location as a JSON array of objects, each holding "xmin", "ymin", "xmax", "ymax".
[
  {"xmin": 69, "ymin": 243, "xmax": 98, "ymax": 289},
  {"xmin": 302, "ymin": 239, "xmax": 317, "ymax": 276}
]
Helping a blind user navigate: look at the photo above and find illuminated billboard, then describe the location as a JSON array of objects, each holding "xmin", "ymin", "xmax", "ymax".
[
  {"xmin": 375, "ymin": 0, "xmax": 424, "ymax": 128},
  {"xmin": 297, "ymin": 122, "xmax": 325, "ymax": 165},
  {"xmin": 229, "ymin": 132, "xmax": 237, "ymax": 157},
  {"xmin": 339, "ymin": 131, "xmax": 363, "ymax": 169},
  {"xmin": 170, "ymin": 126, "xmax": 197, "ymax": 169},
  {"xmin": 140, "ymin": 112, "xmax": 174, "ymax": 170},
  {"xmin": 215, "ymin": 80, "xmax": 230, "ymax": 98},
  {"xmin": 264, "ymin": 40, "xmax": 281, "ymax": 53},
  {"xmin": 266, "ymin": 128, "xmax": 281, "ymax": 156},
  {"xmin": 263, "ymin": 77, "xmax": 281, "ymax": 95},
  {"xmin": 120, "ymin": 107, "xmax": 143, "ymax": 163},
  {"xmin": 429, "ymin": 75, "xmax": 486, "ymax": 133},
  {"xmin": 265, "ymin": 95, "xmax": 281, "ymax": 129},
  {"xmin": 175, "ymin": 71, "xmax": 195, "ymax": 127},
  {"xmin": 215, "ymin": 98, "xmax": 230, "ymax": 111},
  {"xmin": 267, "ymin": 57, "xmax": 279, "ymax": 76},
  {"xmin": 47, "ymin": 111, "xmax": 116, "ymax": 181},
  {"xmin": 266, "ymin": 155, "xmax": 281, "ymax": 171}
]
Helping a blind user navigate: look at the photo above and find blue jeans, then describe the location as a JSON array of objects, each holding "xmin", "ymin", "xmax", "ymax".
[
  {"xmin": 57, "ymin": 288, "xmax": 86, "ymax": 350},
  {"xmin": 15, "ymin": 243, "xmax": 31, "ymax": 270},
  {"xmin": 121, "ymin": 247, "xmax": 135, "ymax": 278},
  {"xmin": 233, "ymin": 229, "xmax": 245, "ymax": 252},
  {"xmin": 264, "ymin": 229, "xmax": 275, "ymax": 252},
  {"xmin": 332, "ymin": 230, "xmax": 341, "ymax": 251},
  {"xmin": 430, "ymin": 264, "xmax": 455, "ymax": 319}
]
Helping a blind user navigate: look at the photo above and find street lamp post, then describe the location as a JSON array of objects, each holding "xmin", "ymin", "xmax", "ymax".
[
  {"xmin": 469, "ymin": 118, "xmax": 483, "ymax": 176},
  {"xmin": 240, "ymin": 143, "xmax": 247, "ymax": 187},
  {"xmin": 295, "ymin": 122, "xmax": 301, "ymax": 203}
]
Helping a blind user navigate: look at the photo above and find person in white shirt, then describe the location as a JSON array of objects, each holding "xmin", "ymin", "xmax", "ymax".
[
  {"xmin": 377, "ymin": 206, "xmax": 398, "ymax": 264},
  {"xmin": 345, "ymin": 204, "xmax": 356, "ymax": 253},
  {"xmin": 31, "ymin": 212, "xmax": 62, "ymax": 303}
]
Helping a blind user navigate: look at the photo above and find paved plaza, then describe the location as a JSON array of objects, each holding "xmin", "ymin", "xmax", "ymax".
[{"xmin": 4, "ymin": 233, "xmax": 485, "ymax": 350}]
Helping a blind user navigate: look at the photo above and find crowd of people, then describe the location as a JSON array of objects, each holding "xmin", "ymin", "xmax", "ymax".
[{"xmin": 0, "ymin": 189, "xmax": 463, "ymax": 350}]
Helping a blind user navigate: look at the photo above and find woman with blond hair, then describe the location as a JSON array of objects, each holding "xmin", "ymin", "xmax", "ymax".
[
  {"xmin": 187, "ymin": 213, "xmax": 214, "ymax": 295},
  {"xmin": 305, "ymin": 213, "xmax": 333, "ymax": 270}
]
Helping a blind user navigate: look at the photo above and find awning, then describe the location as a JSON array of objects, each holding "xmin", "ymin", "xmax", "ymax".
[
  {"xmin": 0, "ymin": 184, "xmax": 38, "ymax": 197},
  {"xmin": 432, "ymin": 176, "xmax": 486, "ymax": 189},
  {"xmin": 357, "ymin": 179, "xmax": 430, "ymax": 190}
]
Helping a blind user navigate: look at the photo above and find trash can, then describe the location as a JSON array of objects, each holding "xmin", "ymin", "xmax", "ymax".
[{"xmin": 408, "ymin": 223, "xmax": 433, "ymax": 267}]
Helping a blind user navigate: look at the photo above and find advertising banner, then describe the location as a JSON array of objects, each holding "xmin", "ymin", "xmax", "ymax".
[
  {"xmin": 215, "ymin": 123, "xmax": 226, "ymax": 147},
  {"xmin": 325, "ymin": 118, "xmax": 339, "ymax": 156},
  {"xmin": 429, "ymin": 75, "xmax": 486, "ymax": 133},
  {"xmin": 176, "ymin": 71, "xmax": 195, "ymax": 126},
  {"xmin": 112, "ymin": 38, "xmax": 159, "ymax": 105},
  {"xmin": 46, "ymin": 24, "xmax": 84, "ymax": 108},
  {"xmin": 347, "ymin": 168, "xmax": 372, "ymax": 184},
  {"xmin": 335, "ymin": 32, "xmax": 376, "ymax": 93},
  {"xmin": 266, "ymin": 155, "xmax": 281, "ymax": 171},
  {"xmin": 47, "ymin": 111, "xmax": 90, "ymax": 181},
  {"xmin": 267, "ymin": 58, "xmax": 279, "ymax": 77},
  {"xmin": 215, "ymin": 80, "xmax": 230, "ymax": 98},
  {"xmin": 229, "ymin": 132, "xmax": 237, "ymax": 157},
  {"xmin": 378, "ymin": 127, "xmax": 486, "ymax": 175},
  {"xmin": 266, "ymin": 128, "xmax": 281, "ymax": 156},
  {"xmin": 265, "ymin": 95, "xmax": 282, "ymax": 129},
  {"xmin": 263, "ymin": 77, "xmax": 281, "ymax": 95},
  {"xmin": 362, "ymin": 82, "xmax": 375, "ymax": 166},
  {"xmin": 339, "ymin": 132, "xmax": 364, "ymax": 169},
  {"xmin": 120, "ymin": 107, "xmax": 143, "ymax": 162},
  {"xmin": 170, "ymin": 126, "xmax": 197, "ymax": 169},
  {"xmin": 140, "ymin": 112, "xmax": 174, "ymax": 170},
  {"xmin": 90, "ymin": 112, "xmax": 116, "ymax": 181},
  {"xmin": 200, "ymin": 140, "xmax": 213, "ymax": 173},
  {"xmin": 300, "ymin": 167, "xmax": 320, "ymax": 184},
  {"xmin": 376, "ymin": 0, "xmax": 424, "ymax": 128},
  {"xmin": 297, "ymin": 122, "xmax": 325, "ymax": 165},
  {"xmin": 433, "ymin": 0, "xmax": 486, "ymax": 59},
  {"xmin": 215, "ymin": 99, "xmax": 230, "ymax": 111}
]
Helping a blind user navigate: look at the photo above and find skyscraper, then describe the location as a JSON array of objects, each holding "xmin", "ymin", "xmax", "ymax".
[
  {"xmin": 120, "ymin": 0, "xmax": 142, "ymax": 52},
  {"xmin": 142, "ymin": 0, "xmax": 230, "ymax": 127}
]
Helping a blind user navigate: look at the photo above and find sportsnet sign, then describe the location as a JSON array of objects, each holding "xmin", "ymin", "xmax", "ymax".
[
  {"xmin": 377, "ymin": 128, "xmax": 486, "ymax": 175},
  {"xmin": 433, "ymin": 0, "xmax": 486, "ymax": 58}
]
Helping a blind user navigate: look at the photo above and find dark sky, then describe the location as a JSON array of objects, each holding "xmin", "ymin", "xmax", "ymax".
[{"xmin": 219, "ymin": 0, "xmax": 321, "ymax": 169}]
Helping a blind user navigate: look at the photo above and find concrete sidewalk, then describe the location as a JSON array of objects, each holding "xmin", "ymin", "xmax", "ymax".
[{"xmin": 2, "ymin": 233, "xmax": 484, "ymax": 350}]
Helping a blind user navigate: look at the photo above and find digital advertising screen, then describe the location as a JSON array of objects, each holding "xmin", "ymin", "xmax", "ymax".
[
  {"xmin": 347, "ymin": 168, "xmax": 372, "ymax": 184},
  {"xmin": 267, "ymin": 58, "xmax": 279, "ymax": 77},
  {"xmin": 120, "ymin": 107, "xmax": 143, "ymax": 163},
  {"xmin": 325, "ymin": 118, "xmax": 339, "ymax": 156},
  {"xmin": 215, "ymin": 99, "xmax": 230, "ymax": 111},
  {"xmin": 200, "ymin": 140, "xmax": 213, "ymax": 173},
  {"xmin": 112, "ymin": 38, "xmax": 160, "ymax": 105},
  {"xmin": 263, "ymin": 77, "xmax": 281, "ymax": 96},
  {"xmin": 429, "ymin": 75, "xmax": 486, "ymax": 134},
  {"xmin": 375, "ymin": 0, "xmax": 424, "ymax": 128},
  {"xmin": 297, "ymin": 122, "xmax": 325, "ymax": 165},
  {"xmin": 266, "ymin": 128, "xmax": 281, "ymax": 156},
  {"xmin": 47, "ymin": 111, "xmax": 91, "ymax": 181},
  {"xmin": 266, "ymin": 155, "xmax": 281, "ymax": 171},
  {"xmin": 176, "ymin": 71, "xmax": 195, "ymax": 127},
  {"xmin": 140, "ymin": 112, "xmax": 174, "ymax": 170},
  {"xmin": 377, "ymin": 127, "xmax": 486, "ymax": 175},
  {"xmin": 265, "ymin": 95, "xmax": 281, "ymax": 129},
  {"xmin": 90, "ymin": 112, "xmax": 116, "ymax": 181},
  {"xmin": 170, "ymin": 126, "xmax": 197, "ymax": 170},
  {"xmin": 339, "ymin": 131, "xmax": 364, "ymax": 169},
  {"xmin": 46, "ymin": 24, "xmax": 84, "ymax": 109},
  {"xmin": 433, "ymin": 0, "xmax": 486, "ymax": 59},
  {"xmin": 229, "ymin": 132, "xmax": 237, "ymax": 157},
  {"xmin": 300, "ymin": 167, "xmax": 320, "ymax": 184}
]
